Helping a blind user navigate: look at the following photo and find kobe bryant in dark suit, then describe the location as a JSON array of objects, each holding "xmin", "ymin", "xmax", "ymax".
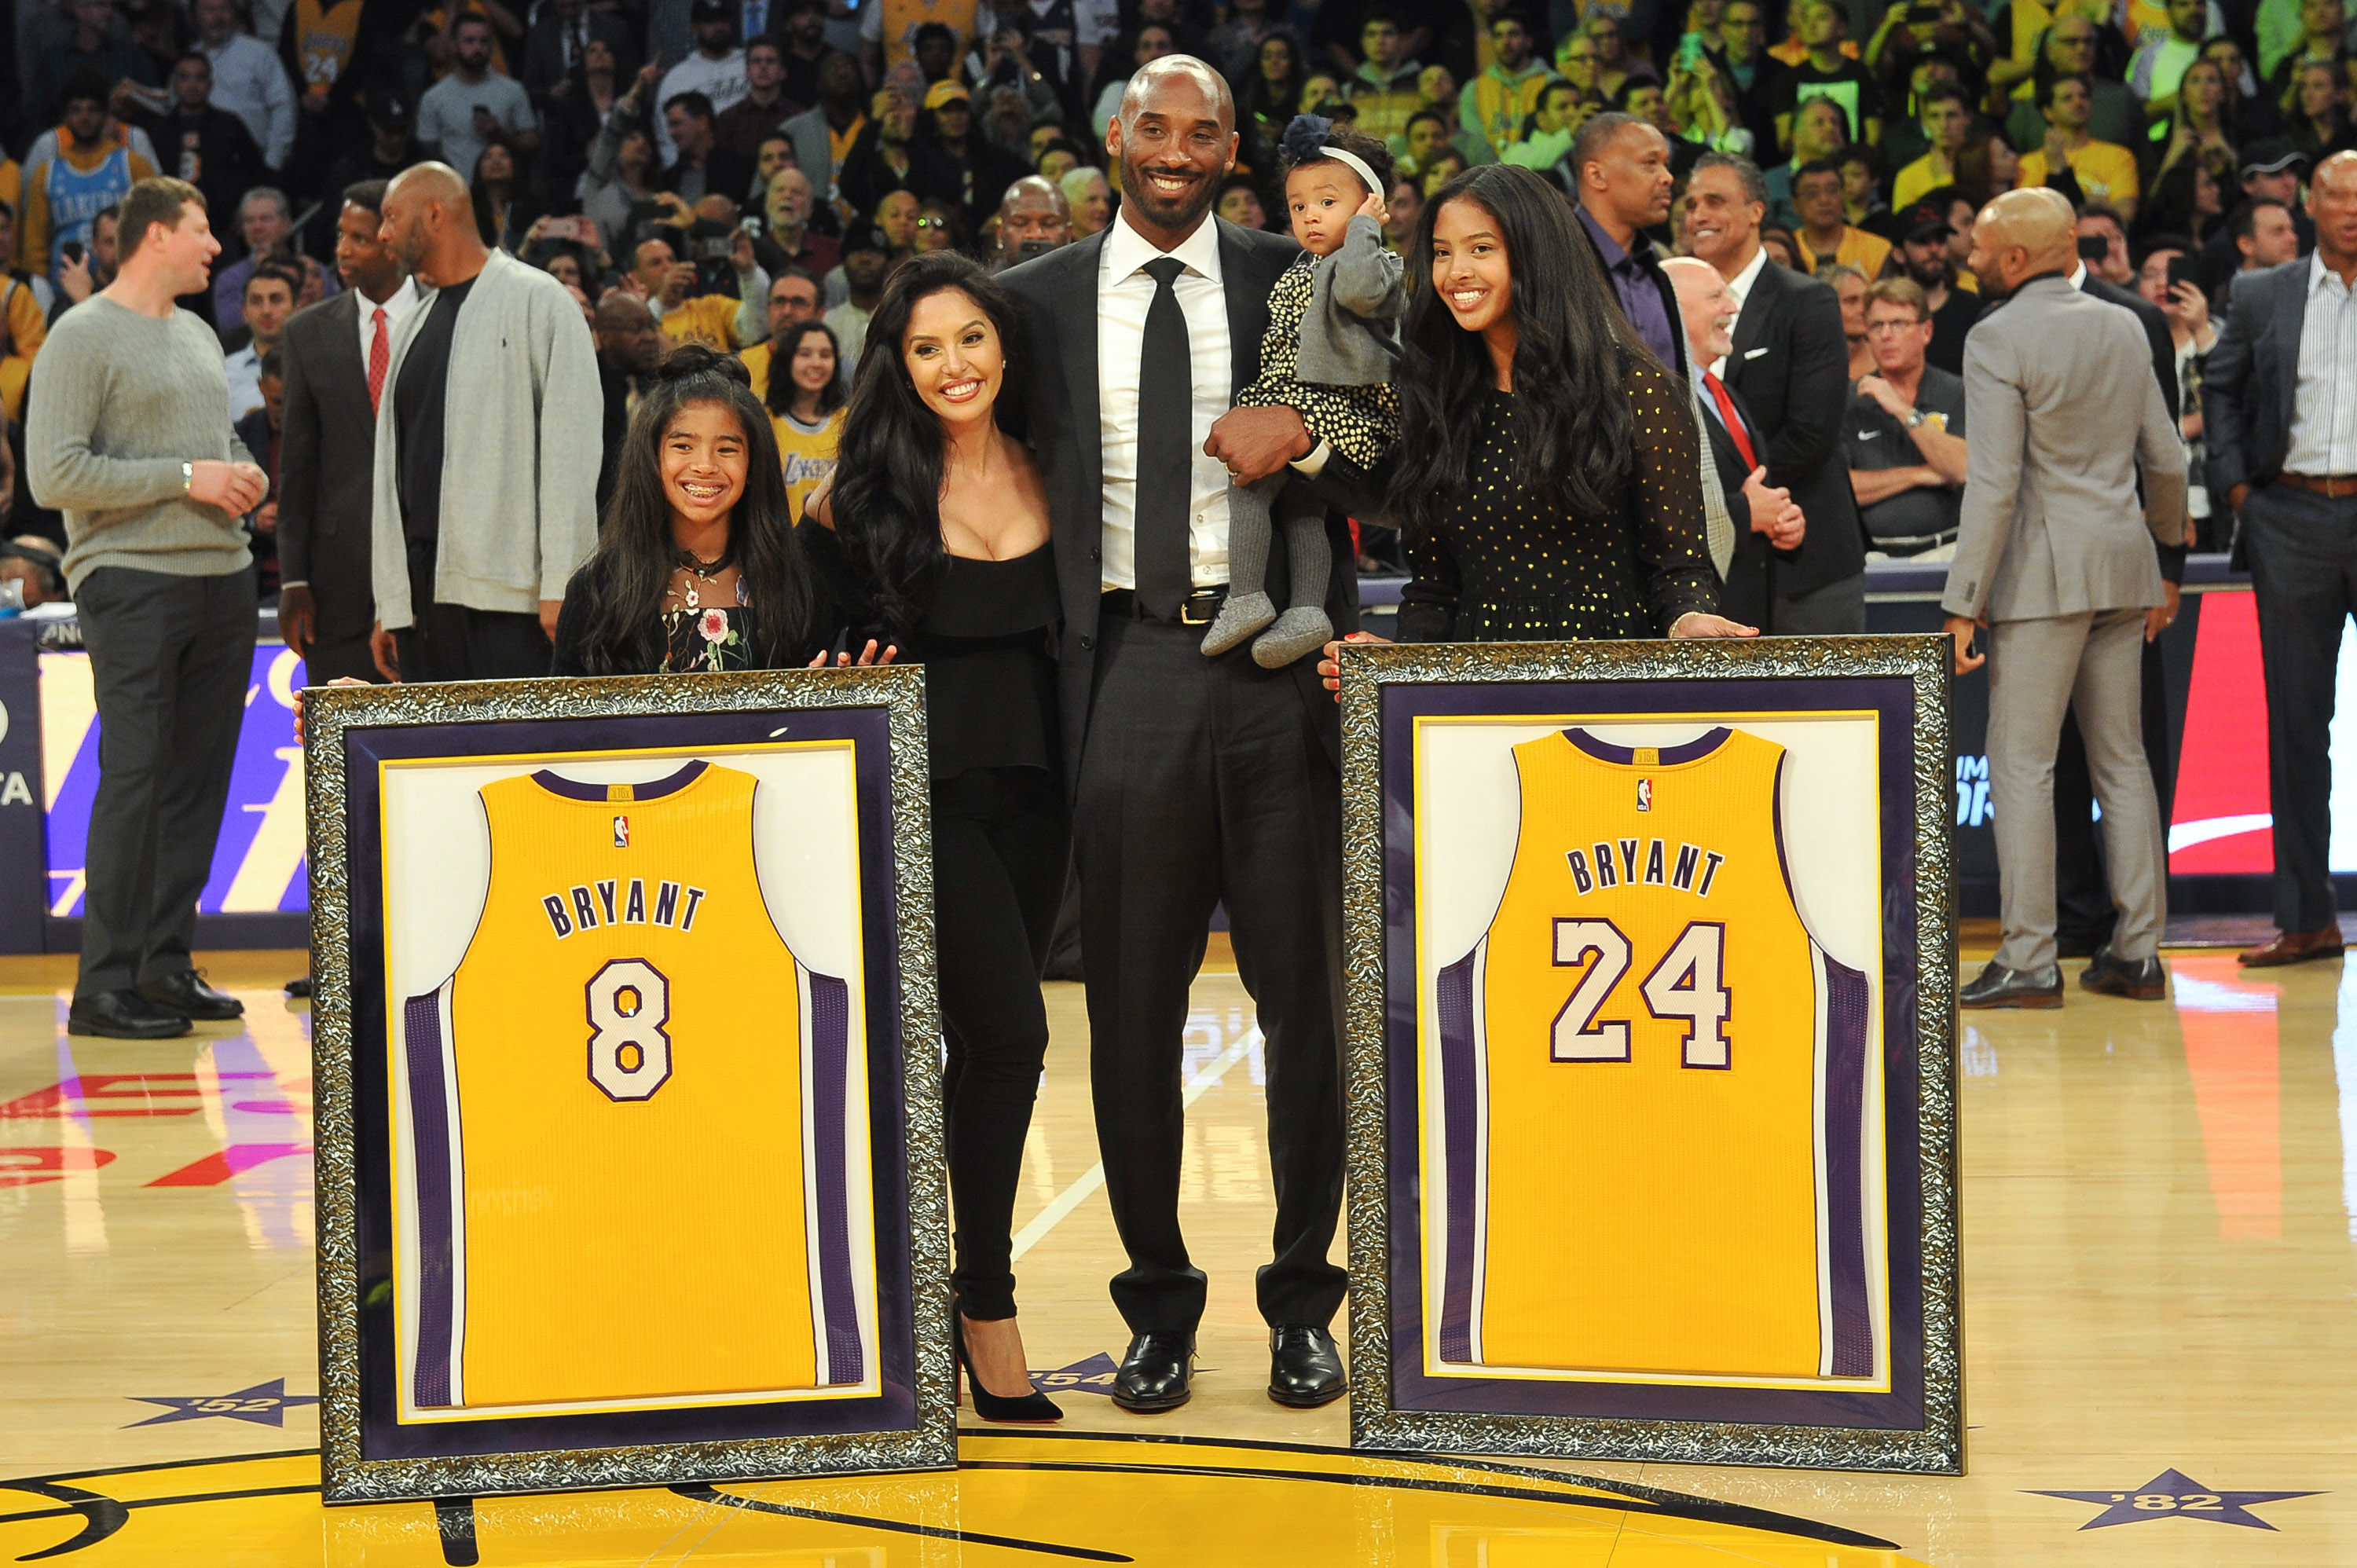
[{"xmin": 995, "ymin": 56, "xmax": 1388, "ymax": 1417}]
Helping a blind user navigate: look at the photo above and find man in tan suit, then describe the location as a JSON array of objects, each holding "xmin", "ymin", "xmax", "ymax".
[{"xmin": 1942, "ymin": 186, "xmax": 2188, "ymax": 1009}]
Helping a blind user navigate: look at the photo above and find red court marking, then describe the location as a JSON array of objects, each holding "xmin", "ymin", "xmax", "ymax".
[
  {"xmin": 146, "ymin": 1143, "xmax": 313, "ymax": 1188},
  {"xmin": 0, "ymin": 1147, "xmax": 116, "ymax": 1185},
  {"xmin": 0, "ymin": 1072, "xmax": 277, "ymax": 1119}
]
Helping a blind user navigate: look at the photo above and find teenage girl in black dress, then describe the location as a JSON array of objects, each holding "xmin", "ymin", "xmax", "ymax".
[{"xmin": 801, "ymin": 252, "xmax": 1066, "ymax": 1423}]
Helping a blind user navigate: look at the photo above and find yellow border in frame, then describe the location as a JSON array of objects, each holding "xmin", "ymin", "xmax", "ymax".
[
  {"xmin": 379, "ymin": 738, "xmax": 879, "ymax": 1423},
  {"xmin": 1407, "ymin": 710, "xmax": 1893, "ymax": 1392}
]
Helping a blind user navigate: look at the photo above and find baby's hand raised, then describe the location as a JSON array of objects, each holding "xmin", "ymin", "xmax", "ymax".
[{"xmin": 1356, "ymin": 189, "xmax": 1389, "ymax": 224}]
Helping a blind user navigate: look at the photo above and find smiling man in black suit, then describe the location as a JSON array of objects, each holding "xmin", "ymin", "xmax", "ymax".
[
  {"xmin": 1684, "ymin": 151, "xmax": 1868, "ymax": 633},
  {"xmin": 996, "ymin": 55, "xmax": 1386, "ymax": 1418}
]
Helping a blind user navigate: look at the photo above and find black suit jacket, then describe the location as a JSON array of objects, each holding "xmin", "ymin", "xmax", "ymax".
[
  {"xmin": 2204, "ymin": 257, "xmax": 2310, "ymax": 502},
  {"xmin": 277, "ymin": 290, "xmax": 381, "ymax": 643},
  {"xmin": 1573, "ymin": 203, "xmax": 1688, "ymax": 380},
  {"xmin": 998, "ymin": 221, "xmax": 1380, "ymax": 791},
  {"xmin": 1722, "ymin": 257, "xmax": 1867, "ymax": 597},
  {"xmin": 1696, "ymin": 377, "xmax": 1787, "ymax": 627},
  {"xmin": 2077, "ymin": 269, "xmax": 2187, "ymax": 581}
]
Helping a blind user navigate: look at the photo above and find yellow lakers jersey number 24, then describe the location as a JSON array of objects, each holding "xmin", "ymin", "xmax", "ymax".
[
  {"xmin": 400, "ymin": 759, "xmax": 867, "ymax": 1414},
  {"xmin": 1430, "ymin": 727, "xmax": 1873, "ymax": 1382}
]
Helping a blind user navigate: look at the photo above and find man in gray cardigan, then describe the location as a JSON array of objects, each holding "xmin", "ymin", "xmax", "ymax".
[
  {"xmin": 26, "ymin": 177, "xmax": 267, "ymax": 1040},
  {"xmin": 370, "ymin": 163, "xmax": 601, "ymax": 681},
  {"xmin": 1941, "ymin": 186, "xmax": 2188, "ymax": 1010}
]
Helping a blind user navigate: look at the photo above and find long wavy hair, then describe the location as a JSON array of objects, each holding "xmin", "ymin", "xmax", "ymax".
[
  {"xmin": 765, "ymin": 319, "xmax": 847, "ymax": 421},
  {"xmin": 571, "ymin": 344, "xmax": 813, "ymax": 672},
  {"xmin": 829, "ymin": 251, "xmax": 1027, "ymax": 636},
  {"xmin": 1387, "ymin": 164, "xmax": 1639, "ymax": 543}
]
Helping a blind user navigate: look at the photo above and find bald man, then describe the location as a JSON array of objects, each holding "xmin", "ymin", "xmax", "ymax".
[
  {"xmin": 992, "ymin": 175, "xmax": 1071, "ymax": 272},
  {"xmin": 1941, "ymin": 186, "xmax": 2187, "ymax": 1009},
  {"xmin": 995, "ymin": 55, "xmax": 1394, "ymax": 1416},
  {"xmin": 368, "ymin": 163, "xmax": 601, "ymax": 681}
]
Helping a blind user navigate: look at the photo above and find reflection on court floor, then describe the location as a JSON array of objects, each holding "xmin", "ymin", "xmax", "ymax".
[{"xmin": 3, "ymin": 947, "xmax": 2355, "ymax": 1563}]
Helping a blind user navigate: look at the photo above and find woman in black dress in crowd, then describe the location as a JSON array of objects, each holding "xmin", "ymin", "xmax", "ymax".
[
  {"xmin": 799, "ymin": 253, "xmax": 1065, "ymax": 1424},
  {"xmin": 1319, "ymin": 164, "xmax": 1755, "ymax": 691},
  {"xmin": 552, "ymin": 346, "xmax": 888, "ymax": 676}
]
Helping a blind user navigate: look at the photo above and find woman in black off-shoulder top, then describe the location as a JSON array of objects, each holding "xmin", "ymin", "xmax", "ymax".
[{"xmin": 798, "ymin": 252, "xmax": 1068, "ymax": 1425}]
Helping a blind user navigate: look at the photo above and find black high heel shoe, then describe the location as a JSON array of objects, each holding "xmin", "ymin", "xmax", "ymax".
[{"xmin": 952, "ymin": 1310, "xmax": 1063, "ymax": 1423}]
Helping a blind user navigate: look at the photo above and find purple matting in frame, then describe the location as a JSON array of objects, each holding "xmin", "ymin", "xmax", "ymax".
[
  {"xmin": 340, "ymin": 705, "xmax": 917, "ymax": 1463},
  {"xmin": 1378, "ymin": 675, "xmax": 1926, "ymax": 1431}
]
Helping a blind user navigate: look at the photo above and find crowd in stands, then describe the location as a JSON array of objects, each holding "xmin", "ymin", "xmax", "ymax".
[{"xmin": 2, "ymin": 0, "xmax": 2348, "ymax": 564}]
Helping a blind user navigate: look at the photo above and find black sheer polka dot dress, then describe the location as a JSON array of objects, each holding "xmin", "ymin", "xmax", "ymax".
[{"xmin": 1393, "ymin": 358, "xmax": 1721, "ymax": 643}]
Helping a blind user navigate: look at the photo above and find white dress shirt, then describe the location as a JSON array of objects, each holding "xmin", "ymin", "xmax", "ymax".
[
  {"xmin": 1097, "ymin": 212, "xmax": 1234, "ymax": 592},
  {"xmin": 2286, "ymin": 251, "xmax": 2357, "ymax": 478},
  {"xmin": 1706, "ymin": 241, "xmax": 1771, "ymax": 381},
  {"xmin": 357, "ymin": 277, "xmax": 426, "ymax": 368},
  {"xmin": 225, "ymin": 343, "xmax": 264, "ymax": 422},
  {"xmin": 202, "ymin": 33, "xmax": 299, "ymax": 170}
]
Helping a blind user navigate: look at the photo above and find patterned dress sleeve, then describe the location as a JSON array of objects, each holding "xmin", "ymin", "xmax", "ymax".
[
  {"xmin": 1395, "ymin": 526, "xmax": 1462, "ymax": 643},
  {"xmin": 1624, "ymin": 361, "xmax": 1721, "ymax": 632}
]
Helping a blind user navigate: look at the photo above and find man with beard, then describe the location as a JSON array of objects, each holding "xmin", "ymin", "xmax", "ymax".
[
  {"xmin": 1897, "ymin": 191, "xmax": 1982, "ymax": 373},
  {"xmin": 278, "ymin": 178, "xmax": 420, "ymax": 685},
  {"xmin": 997, "ymin": 54, "xmax": 1390, "ymax": 1420},
  {"xmin": 368, "ymin": 163, "xmax": 599, "ymax": 681},
  {"xmin": 414, "ymin": 14, "xmax": 539, "ymax": 181}
]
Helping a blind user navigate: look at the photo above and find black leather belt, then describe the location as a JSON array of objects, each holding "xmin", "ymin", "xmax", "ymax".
[{"xmin": 1101, "ymin": 586, "xmax": 1229, "ymax": 626}]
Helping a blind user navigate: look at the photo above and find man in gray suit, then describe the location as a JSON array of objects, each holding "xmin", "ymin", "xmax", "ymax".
[
  {"xmin": 2204, "ymin": 152, "xmax": 2357, "ymax": 969},
  {"xmin": 1941, "ymin": 186, "xmax": 2188, "ymax": 1009}
]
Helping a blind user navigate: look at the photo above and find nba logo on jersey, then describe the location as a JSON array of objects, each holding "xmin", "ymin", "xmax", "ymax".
[
  {"xmin": 1427, "ymin": 724, "xmax": 1879, "ymax": 1387},
  {"xmin": 612, "ymin": 814, "xmax": 629, "ymax": 848}
]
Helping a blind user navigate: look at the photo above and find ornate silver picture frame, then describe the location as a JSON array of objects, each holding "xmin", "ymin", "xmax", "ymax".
[
  {"xmin": 1338, "ymin": 636, "xmax": 1963, "ymax": 1474},
  {"xmin": 306, "ymin": 668, "xmax": 954, "ymax": 1503}
]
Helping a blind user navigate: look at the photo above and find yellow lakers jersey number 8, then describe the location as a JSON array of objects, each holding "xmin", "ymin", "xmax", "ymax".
[
  {"xmin": 398, "ymin": 759, "xmax": 871, "ymax": 1416},
  {"xmin": 1428, "ymin": 727, "xmax": 1874, "ymax": 1383}
]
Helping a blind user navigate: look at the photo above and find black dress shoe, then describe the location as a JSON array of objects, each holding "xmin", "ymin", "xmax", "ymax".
[
  {"xmin": 68, "ymin": 987, "xmax": 193, "ymax": 1039},
  {"xmin": 1268, "ymin": 1324, "xmax": 1347, "ymax": 1408},
  {"xmin": 1958, "ymin": 960, "xmax": 2063, "ymax": 1009},
  {"xmin": 2080, "ymin": 948, "xmax": 2167, "ymax": 999},
  {"xmin": 1111, "ymin": 1331, "xmax": 1194, "ymax": 1412},
  {"xmin": 284, "ymin": 976, "xmax": 313, "ymax": 998},
  {"xmin": 140, "ymin": 969, "xmax": 244, "ymax": 1020}
]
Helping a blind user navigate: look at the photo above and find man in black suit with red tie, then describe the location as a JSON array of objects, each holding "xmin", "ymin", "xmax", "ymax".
[
  {"xmin": 278, "ymin": 180, "xmax": 421, "ymax": 683},
  {"xmin": 1662, "ymin": 255, "xmax": 1805, "ymax": 624},
  {"xmin": 997, "ymin": 56, "xmax": 1387, "ymax": 1417}
]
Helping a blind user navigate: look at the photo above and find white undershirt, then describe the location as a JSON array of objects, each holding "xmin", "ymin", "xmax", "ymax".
[
  {"xmin": 1096, "ymin": 211, "xmax": 1234, "ymax": 592},
  {"xmin": 1707, "ymin": 242, "xmax": 1770, "ymax": 382}
]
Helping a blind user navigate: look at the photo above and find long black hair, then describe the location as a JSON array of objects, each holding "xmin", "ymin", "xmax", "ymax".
[
  {"xmin": 765, "ymin": 319, "xmax": 848, "ymax": 421},
  {"xmin": 570, "ymin": 344, "xmax": 813, "ymax": 672},
  {"xmin": 1387, "ymin": 164, "xmax": 1640, "ymax": 543},
  {"xmin": 828, "ymin": 251, "xmax": 1027, "ymax": 636}
]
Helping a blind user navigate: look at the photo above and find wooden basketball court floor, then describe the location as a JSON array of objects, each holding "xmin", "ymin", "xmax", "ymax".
[{"xmin": 5, "ymin": 935, "xmax": 2355, "ymax": 1566}]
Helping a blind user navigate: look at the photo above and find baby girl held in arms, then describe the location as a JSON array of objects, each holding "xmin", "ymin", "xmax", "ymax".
[{"xmin": 1207, "ymin": 115, "xmax": 1406, "ymax": 668}]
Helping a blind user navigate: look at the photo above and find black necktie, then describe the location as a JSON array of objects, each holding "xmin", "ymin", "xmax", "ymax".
[{"xmin": 1134, "ymin": 255, "xmax": 1194, "ymax": 618}]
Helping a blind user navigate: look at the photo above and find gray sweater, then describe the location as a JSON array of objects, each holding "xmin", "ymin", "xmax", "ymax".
[{"xmin": 24, "ymin": 297, "xmax": 256, "ymax": 594}]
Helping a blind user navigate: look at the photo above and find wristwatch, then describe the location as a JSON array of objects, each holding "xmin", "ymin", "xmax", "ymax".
[
  {"xmin": 1905, "ymin": 407, "xmax": 1930, "ymax": 429},
  {"xmin": 181, "ymin": 460, "xmax": 194, "ymax": 493}
]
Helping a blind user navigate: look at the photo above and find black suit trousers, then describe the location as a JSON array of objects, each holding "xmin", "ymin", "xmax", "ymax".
[
  {"xmin": 72, "ymin": 566, "xmax": 259, "ymax": 998},
  {"xmin": 1076, "ymin": 610, "xmax": 1348, "ymax": 1335},
  {"xmin": 2243, "ymin": 484, "xmax": 2357, "ymax": 931}
]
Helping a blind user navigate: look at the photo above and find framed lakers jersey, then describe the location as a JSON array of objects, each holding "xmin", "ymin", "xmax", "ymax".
[
  {"xmin": 1336, "ymin": 638, "xmax": 1963, "ymax": 1475},
  {"xmin": 305, "ymin": 669, "xmax": 954, "ymax": 1503}
]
